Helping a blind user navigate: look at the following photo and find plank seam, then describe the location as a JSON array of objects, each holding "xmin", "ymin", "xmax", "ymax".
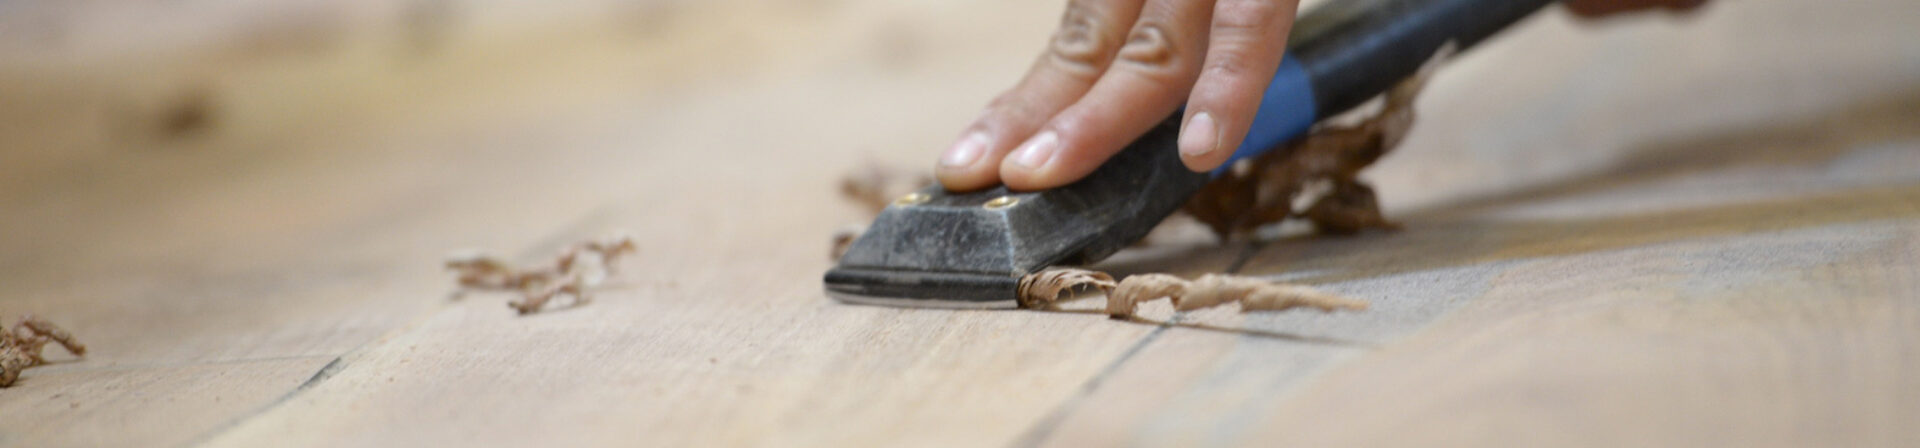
[
  {"xmin": 1007, "ymin": 323, "xmax": 1174, "ymax": 448},
  {"xmin": 1006, "ymin": 242, "xmax": 1265, "ymax": 448}
]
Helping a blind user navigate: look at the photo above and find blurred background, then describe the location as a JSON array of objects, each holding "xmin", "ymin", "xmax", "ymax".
[
  {"xmin": 4, "ymin": 0, "xmax": 1910, "ymax": 271},
  {"xmin": 0, "ymin": 0, "xmax": 1073, "ymax": 300},
  {"xmin": 1, "ymin": 0, "xmax": 1918, "ymax": 446},
  {"xmin": 5, "ymin": 0, "xmax": 1912, "ymax": 292}
]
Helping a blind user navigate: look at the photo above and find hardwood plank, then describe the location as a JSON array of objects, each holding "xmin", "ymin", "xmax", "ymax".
[
  {"xmin": 1, "ymin": 1, "xmax": 1081, "ymax": 446},
  {"xmin": 192, "ymin": 68, "xmax": 1251, "ymax": 448},
  {"xmin": 1034, "ymin": 1, "xmax": 1920, "ymax": 445},
  {"xmin": 6, "ymin": 1, "xmax": 1223, "ymax": 446},
  {"xmin": 0, "ymin": 356, "xmax": 337, "ymax": 448},
  {"xmin": 1233, "ymin": 218, "xmax": 1920, "ymax": 447},
  {"xmin": 5, "ymin": 0, "xmax": 1915, "ymax": 446}
]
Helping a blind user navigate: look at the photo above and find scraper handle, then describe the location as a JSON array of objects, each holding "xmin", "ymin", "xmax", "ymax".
[
  {"xmin": 1053, "ymin": 0, "xmax": 1559, "ymax": 265},
  {"xmin": 1213, "ymin": 0, "xmax": 1558, "ymax": 172},
  {"xmin": 823, "ymin": 0, "xmax": 1560, "ymax": 308}
]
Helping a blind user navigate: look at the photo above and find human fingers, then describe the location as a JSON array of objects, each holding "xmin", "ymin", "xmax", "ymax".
[
  {"xmin": 998, "ymin": 0, "xmax": 1216, "ymax": 190},
  {"xmin": 1175, "ymin": 0, "xmax": 1299, "ymax": 172},
  {"xmin": 936, "ymin": 0, "xmax": 1149, "ymax": 191}
]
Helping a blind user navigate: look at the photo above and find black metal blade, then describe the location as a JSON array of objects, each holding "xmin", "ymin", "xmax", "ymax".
[{"xmin": 824, "ymin": 118, "xmax": 1205, "ymax": 308}]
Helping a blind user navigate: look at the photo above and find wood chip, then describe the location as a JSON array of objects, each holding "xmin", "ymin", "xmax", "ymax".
[
  {"xmin": 1183, "ymin": 45, "xmax": 1452, "ymax": 239},
  {"xmin": 2, "ymin": 315, "xmax": 87, "ymax": 387},
  {"xmin": 446, "ymin": 233, "xmax": 637, "ymax": 315},
  {"xmin": 1019, "ymin": 268, "xmax": 1368, "ymax": 318}
]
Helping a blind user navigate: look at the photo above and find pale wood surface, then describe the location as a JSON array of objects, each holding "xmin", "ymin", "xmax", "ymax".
[{"xmin": 1, "ymin": 0, "xmax": 1916, "ymax": 447}]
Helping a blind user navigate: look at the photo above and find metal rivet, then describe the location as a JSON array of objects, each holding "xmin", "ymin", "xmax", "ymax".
[
  {"xmin": 893, "ymin": 192, "xmax": 930, "ymax": 206},
  {"xmin": 983, "ymin": 196, "xmax": 1019, "ymax": 210}
]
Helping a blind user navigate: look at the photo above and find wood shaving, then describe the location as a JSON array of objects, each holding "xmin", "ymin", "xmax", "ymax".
[
  {"xmin": 2, "ymin": 315, "xmax": 87, "ymax": 387},
  {"xmin": 1019, "ymin": 268, "xmax": 1367, "ymax": 318},
  {"xmin": 1184, "ymin": 45, "xmax": 1451, "ymax": 239},
  {"xmin": 1015, "ymin": 268, "xmax": 1115, "ymax": 309},
  {"xmin": 446, "ymin": 233, "xmax": 637, "ymax": 315}
]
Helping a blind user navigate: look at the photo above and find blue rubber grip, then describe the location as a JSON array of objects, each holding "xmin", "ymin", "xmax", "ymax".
[{"xmin": 1211, "ymin": 56, "xmax": 1318, "ymax": 176}]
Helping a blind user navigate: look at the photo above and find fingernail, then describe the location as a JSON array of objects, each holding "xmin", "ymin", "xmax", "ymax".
[
  {"xmin": 942, "ymin": 132, "xmax": 990, "ymax": 168},
  {"xmin": 1011, "ymin": 131, "xmax": 1059, "ymax": 170},
  {"xmin": 1179, "ymin": 112, "xmax": 1220, "ymax": 158}
]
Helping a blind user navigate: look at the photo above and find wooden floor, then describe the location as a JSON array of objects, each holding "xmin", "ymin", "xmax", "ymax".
[{"xmin": 2, "ymin": 0, "xmax": 1917, "ymax": 446}]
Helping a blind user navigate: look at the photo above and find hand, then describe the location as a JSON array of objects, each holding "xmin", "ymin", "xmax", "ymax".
[
  {"xmin": 936, "ymin": 0, "xmax": 1304, "ymax": 192},
  {"xmin": 935, "ymin": 0, "xmax": 1711, "ymax": 193}
]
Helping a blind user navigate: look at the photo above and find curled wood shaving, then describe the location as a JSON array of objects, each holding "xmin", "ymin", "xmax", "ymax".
[
  {"xmin": 1184, "ymin": 45, "xmax": 1451, "ymax": 239},
  {"xmin": 1015, "ymin": 268, "xmax": 1115, "ymax": 309},
  {"xmin": 446, "ymin": 233, "xmax": 637, "ymax": 315},
  {"xmin": 2, "ymin": 315, "xmax": 87, "ymax": 387},
  {"xmin": 1019, "ymin": 268, "xmax": 1368, "ymax": 318}
]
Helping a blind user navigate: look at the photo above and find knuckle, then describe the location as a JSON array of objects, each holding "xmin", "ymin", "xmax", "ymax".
[
  {"xmin": 1047, "ymin": 3, "xmax": 1115, "ymax": 73},
  {"xmin": 1116, "ymin": 23, "xmax": 1179, "ymax": 70}
]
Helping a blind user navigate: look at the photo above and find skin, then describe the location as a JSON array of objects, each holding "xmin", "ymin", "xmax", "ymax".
[{"xmin": 936, "ymin": 0, "xmax": 1708, "ymax": 192}]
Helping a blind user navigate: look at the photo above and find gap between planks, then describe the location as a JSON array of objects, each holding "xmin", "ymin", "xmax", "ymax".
[{"xmin": 1010, "ymin": 242, "xmax": 1269, "ymax": 448}]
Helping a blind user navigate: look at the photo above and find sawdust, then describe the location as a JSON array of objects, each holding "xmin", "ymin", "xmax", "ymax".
[
  {"xmin": 2, "ymin": 315, "xmax": 87, "ymax": 387},
  {"xmin": 446, "ymin": 233, "xmax": 637, "ymax": 315},
  {"xmin": 1018, "ymin": 268, "xmax": 1367, "ymax": 318},
  {"xmin": 1184, "ymin": 44, "xmax": 1451, "ymax": 239}
]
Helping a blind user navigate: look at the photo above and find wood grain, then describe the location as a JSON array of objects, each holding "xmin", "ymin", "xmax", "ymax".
[
  {"xmin": 1, "ymin": 0, "xmax": 1916, "ymax": 447},
  {"xmin": 2, "ymin": 0, "xmax": 1198, "ymax": 446},
  {"xmin": 1031, "ymin": 2, "xmax": 1920, "ymax": 446},
  {"xmin": 195, "ymin": 45, "xmax": 1249, "ymax": 448}
]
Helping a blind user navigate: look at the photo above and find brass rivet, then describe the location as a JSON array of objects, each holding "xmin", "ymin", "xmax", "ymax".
[
  {"xmin": 894, "ymin": 192, "xmax": 930, "ymax": 206},
  {"xmin": 983, "ymin": 196, "xmax": 1020, "ymax": 210}
]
